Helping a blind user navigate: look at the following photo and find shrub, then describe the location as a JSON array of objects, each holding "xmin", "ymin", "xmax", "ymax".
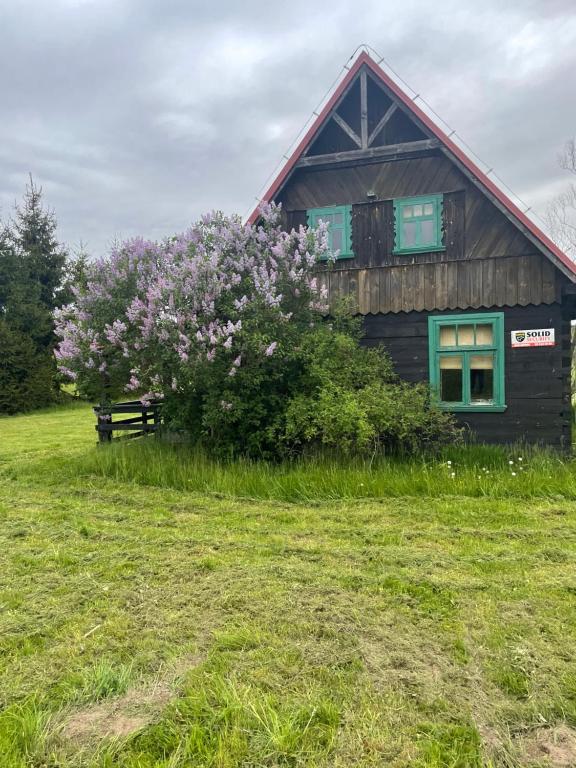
[
  {"xmin": 55, "ymin": 205, "xmax": 331, "ymax": 404},
  {"xmin": 56, "ymin": 206, "xmax": 459, "ymax": 459},
  {"xmin": 0, "ymin": 321, "xmax": 58, "ymax": 415},
  {"xmin": 278, "ymin": 322, "xmax": 459, "ymax": 457}
]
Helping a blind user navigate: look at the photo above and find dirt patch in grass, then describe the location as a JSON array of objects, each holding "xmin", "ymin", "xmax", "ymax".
[
  {"xmin": 477, "ymin": 723, "xmax": 505, "ymax": 753},
  {"xmin": 64, "ymin": 706, "xmax": 148, "ymax": 741},
  {"xmin": 517, "ymin": 724, "xmax": 576, "ymax": 767},
  {"xmin": 62, "ymin": 684, "xmax": 168, "ymax": 742},
  {"xmin": 60, "ymin": 653, "xmax": 200, "ymax": 744}
]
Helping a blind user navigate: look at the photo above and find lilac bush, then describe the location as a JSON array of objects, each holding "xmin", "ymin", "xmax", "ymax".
[
  {"xmin": 55, "ymin": 204, "xmax": 331, "ymax": 406},
  {"xmin": 56, "ymin": 205, "xmax": 458, "ymax": 458}
]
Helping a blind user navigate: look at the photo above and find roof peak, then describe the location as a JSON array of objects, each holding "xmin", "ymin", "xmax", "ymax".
[{"xmin": 248, "ymin": 50, "xmax": 575, "ymax": 279}]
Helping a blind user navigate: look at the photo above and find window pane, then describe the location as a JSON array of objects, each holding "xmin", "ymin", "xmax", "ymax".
[
  {"xmin": 333, "ymin": 212, "xmax": 344, "ymax": 226},
  {"xmin": 321, "ymin": 214, "xmax": 334, "ymax": 226},
  {"xmin": 470, "ymin": 354, "xmax": 494, "ymax": 402},
  {"xmin": 439, "ymin": 355, "xmax": 463, "ymax": 402},
  {"xmin": 402, "ymin": 221, "xmax": 417, "ymax": 247},
  {"xmin": 402, "ymin": 206, "xmax": 413, "ymax": 219},
  {"xmin": 421, "ymin": 219, "xmax": 435, "ymax": 243},
  {"xmin": 413, "ymin": 204, "xmax": 423, "ymax": 217},
  {"xmin": 470, "ymin": 354, "xmax": 494, "ymax": 370},
  {"xmin": 439, "ymin": 326, "xmax": 457, "ymax": 347},
  {"xmin": 440, "ymin": 356, "xmax": 464, "ymax": 369},
  {"xmin": 475, "ymin": 324, "xmax": 493, "ymax": 345},
  {"xmin": 457, "ymin": 325, "xmax": 474, "ymax": 345},
  {"xmin": 424, "ymin": 203, "xmax": 434, "ymax": 215},
  {"xmin": 331, "ymin": 228, "xmax": 343, "ymax": 251}
]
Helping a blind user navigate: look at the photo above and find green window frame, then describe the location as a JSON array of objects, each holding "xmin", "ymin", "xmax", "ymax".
[
  {"xmin": 394, "ymin": 194, "xmax": 444, "ymax": 254},
  {"xmin": 307, "ymin": 205, "xmax": 353, "ymax": 259},
  {"xmin": 428, "ymin": 313, "xmax": 506, "ymax": 412}
]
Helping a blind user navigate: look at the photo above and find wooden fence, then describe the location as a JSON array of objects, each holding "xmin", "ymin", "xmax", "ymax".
[{"xmin": 94, "ymin": 399, "xmax": 163, "ymax": 443}]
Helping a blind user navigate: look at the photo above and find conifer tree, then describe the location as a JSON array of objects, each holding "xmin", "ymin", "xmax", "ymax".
[
  {"xmin": 0, "ymin": 177, "xmax": 69, "ymax": 412},
  {"xmin": 11, "ymin": 176, "xmax": 68, "ymax": 308}
]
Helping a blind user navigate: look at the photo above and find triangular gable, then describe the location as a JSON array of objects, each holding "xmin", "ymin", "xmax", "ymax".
[{"xmin": 248, "ymin": 51, "xmax": 576, "ymax": 281}]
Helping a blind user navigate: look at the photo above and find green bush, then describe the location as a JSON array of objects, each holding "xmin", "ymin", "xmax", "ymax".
[
  {"xmin": 280, "ymin": 322, "xmax": 460, "ymax": 457},
  {"xmin": 285, "ymin": 379, "xmax": 457, "ymax": 457},
  {"xmin": 0, "ymin": 321, "xmax": 58, "ymax": 415},
  {"xmin": 166, "ymin": 315, "xmax": 460, "ymax": 460}
]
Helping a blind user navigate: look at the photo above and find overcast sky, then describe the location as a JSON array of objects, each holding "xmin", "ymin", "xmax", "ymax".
[{"xmin": 1, "ymin": 0, "xmax": 575, "ymax": 256}]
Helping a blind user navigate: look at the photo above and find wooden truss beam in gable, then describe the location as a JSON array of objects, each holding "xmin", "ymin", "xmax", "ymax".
[
  {"xmin": 325, "ymin": 67, "xmax": 373, "ymax": 151},
  {"xmin": 368, "ymin": 103, "xmax": 398, "ymax": 147},
  {"xmin": 360, "ymin": 69, "xmax": 368, "ymax": 148},
  {"xmin": 331, "ymin": 112, "xmax": 362, "ymax": 148},
  {"xmin": 295, "ymin": 138, "xmax": 440, "ymax": 169},
  {"xmin": 307, "ymin": 63, "xmax": 430, "ymax": 161}
]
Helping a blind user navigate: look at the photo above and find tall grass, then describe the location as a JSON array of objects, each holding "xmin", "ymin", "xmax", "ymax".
[
  {"xmin": 75, "ymin": 438, "xmax": 576, "ymax": 502},
  {"xmin": 0, "ymin": 698, "xmax": 52, "ymax": 767}
]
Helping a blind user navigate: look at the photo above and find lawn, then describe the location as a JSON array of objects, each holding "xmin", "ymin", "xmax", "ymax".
[{"xmin": 1, "ymin": 404, "xmax": 576, "ymax": 767}]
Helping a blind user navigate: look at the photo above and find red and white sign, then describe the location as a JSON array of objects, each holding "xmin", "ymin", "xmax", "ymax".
[{"xmin": 511, "ymin": 328, "xmax": 555, "ymax": 348}]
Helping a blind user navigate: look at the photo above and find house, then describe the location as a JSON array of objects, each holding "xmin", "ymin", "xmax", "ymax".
[{"xmin": 248, "ymin": 51, "xmax": 576, "ymax": 448}]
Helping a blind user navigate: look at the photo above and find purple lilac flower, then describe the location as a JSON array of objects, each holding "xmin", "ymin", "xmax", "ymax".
[{"xmin": 54, "ymin": 202, "xmax": 329, "ymax": 397}]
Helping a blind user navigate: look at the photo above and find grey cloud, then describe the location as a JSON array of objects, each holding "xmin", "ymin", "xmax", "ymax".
[{"xmin": 0, "ymin": 0, "xmax": 575, "ymax": 254}]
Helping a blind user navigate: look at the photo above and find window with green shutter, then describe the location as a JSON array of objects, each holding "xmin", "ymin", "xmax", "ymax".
[
  {"xmin": 428, "ymin": 313, "xmax": 506, "ymax": 412},
  {"xmin": 394, "ymin": 194, "xmax": 444, "ymax": 254},
  {"xmin": 307, "ymin": 205, "xmax": 353, "ymax": 259}
]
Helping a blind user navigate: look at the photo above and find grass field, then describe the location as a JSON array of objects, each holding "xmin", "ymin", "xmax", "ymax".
[{"xmin": 1, "ymin": 404, "xmax": 576, "ymax": 766}]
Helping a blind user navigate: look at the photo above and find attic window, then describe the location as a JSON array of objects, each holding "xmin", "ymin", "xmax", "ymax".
[
  {"xmin": 307, "ymin": 205, "xmax": 353, "ymax": 259},
  {"xmin": 394, "ymin": 194, "xmax": 444, "ymax": 254}
]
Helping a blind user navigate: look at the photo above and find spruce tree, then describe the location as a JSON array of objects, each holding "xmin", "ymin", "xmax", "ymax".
[
  {"xmin": 11, "ymin": 176, "xmax": 68, "ymax": 310},
  {"xmin": 0, "ymin": 178, "xmax": 69, "ymax": 412}
]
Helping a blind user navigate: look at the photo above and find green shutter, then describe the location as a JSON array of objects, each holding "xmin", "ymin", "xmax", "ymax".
[
  {"xmin": 394, "ymin": 194, "xmax": 444, "ymax": 254},
  {"xmin": 428, "ymin": 313, "xmax": 506, "ymax": 412},
  {"xmin": 307, "ymin": 205, "xmax": 353, "ymax": 259}
]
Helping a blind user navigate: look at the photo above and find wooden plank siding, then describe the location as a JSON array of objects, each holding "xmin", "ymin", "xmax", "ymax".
[
  {"xmin": 280, "ymin": 152, "xmax": 569, "ymax": 314},
  {"xmin": 362, "ymin": 304, "xmax": 573, "ymax": 447},
  {"xmin": 286, "ymin": 193, "xmax": 535, "ymax": 270},
  {"xmin": 280, "ymin": 152, "xmax": 538, "ymax": 263},
  {"xmin": 309, "ymin": 256, "xmax": 562, "ymax": 315}
]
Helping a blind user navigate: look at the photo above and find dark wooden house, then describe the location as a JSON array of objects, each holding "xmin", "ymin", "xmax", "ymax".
[{"xmin": 248, "ymin": 51, "xmax": 576, "ymax": 448}]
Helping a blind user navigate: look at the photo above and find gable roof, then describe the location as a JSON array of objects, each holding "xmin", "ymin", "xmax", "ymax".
[{"xmin": 248, "ymin": 51, "xmax": 576, "ymax": 281}]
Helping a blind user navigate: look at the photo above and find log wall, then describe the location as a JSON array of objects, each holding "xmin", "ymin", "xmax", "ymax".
[{"xmin": 362, "ymin": 303, "xmax": 573, "ymax": 447}]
